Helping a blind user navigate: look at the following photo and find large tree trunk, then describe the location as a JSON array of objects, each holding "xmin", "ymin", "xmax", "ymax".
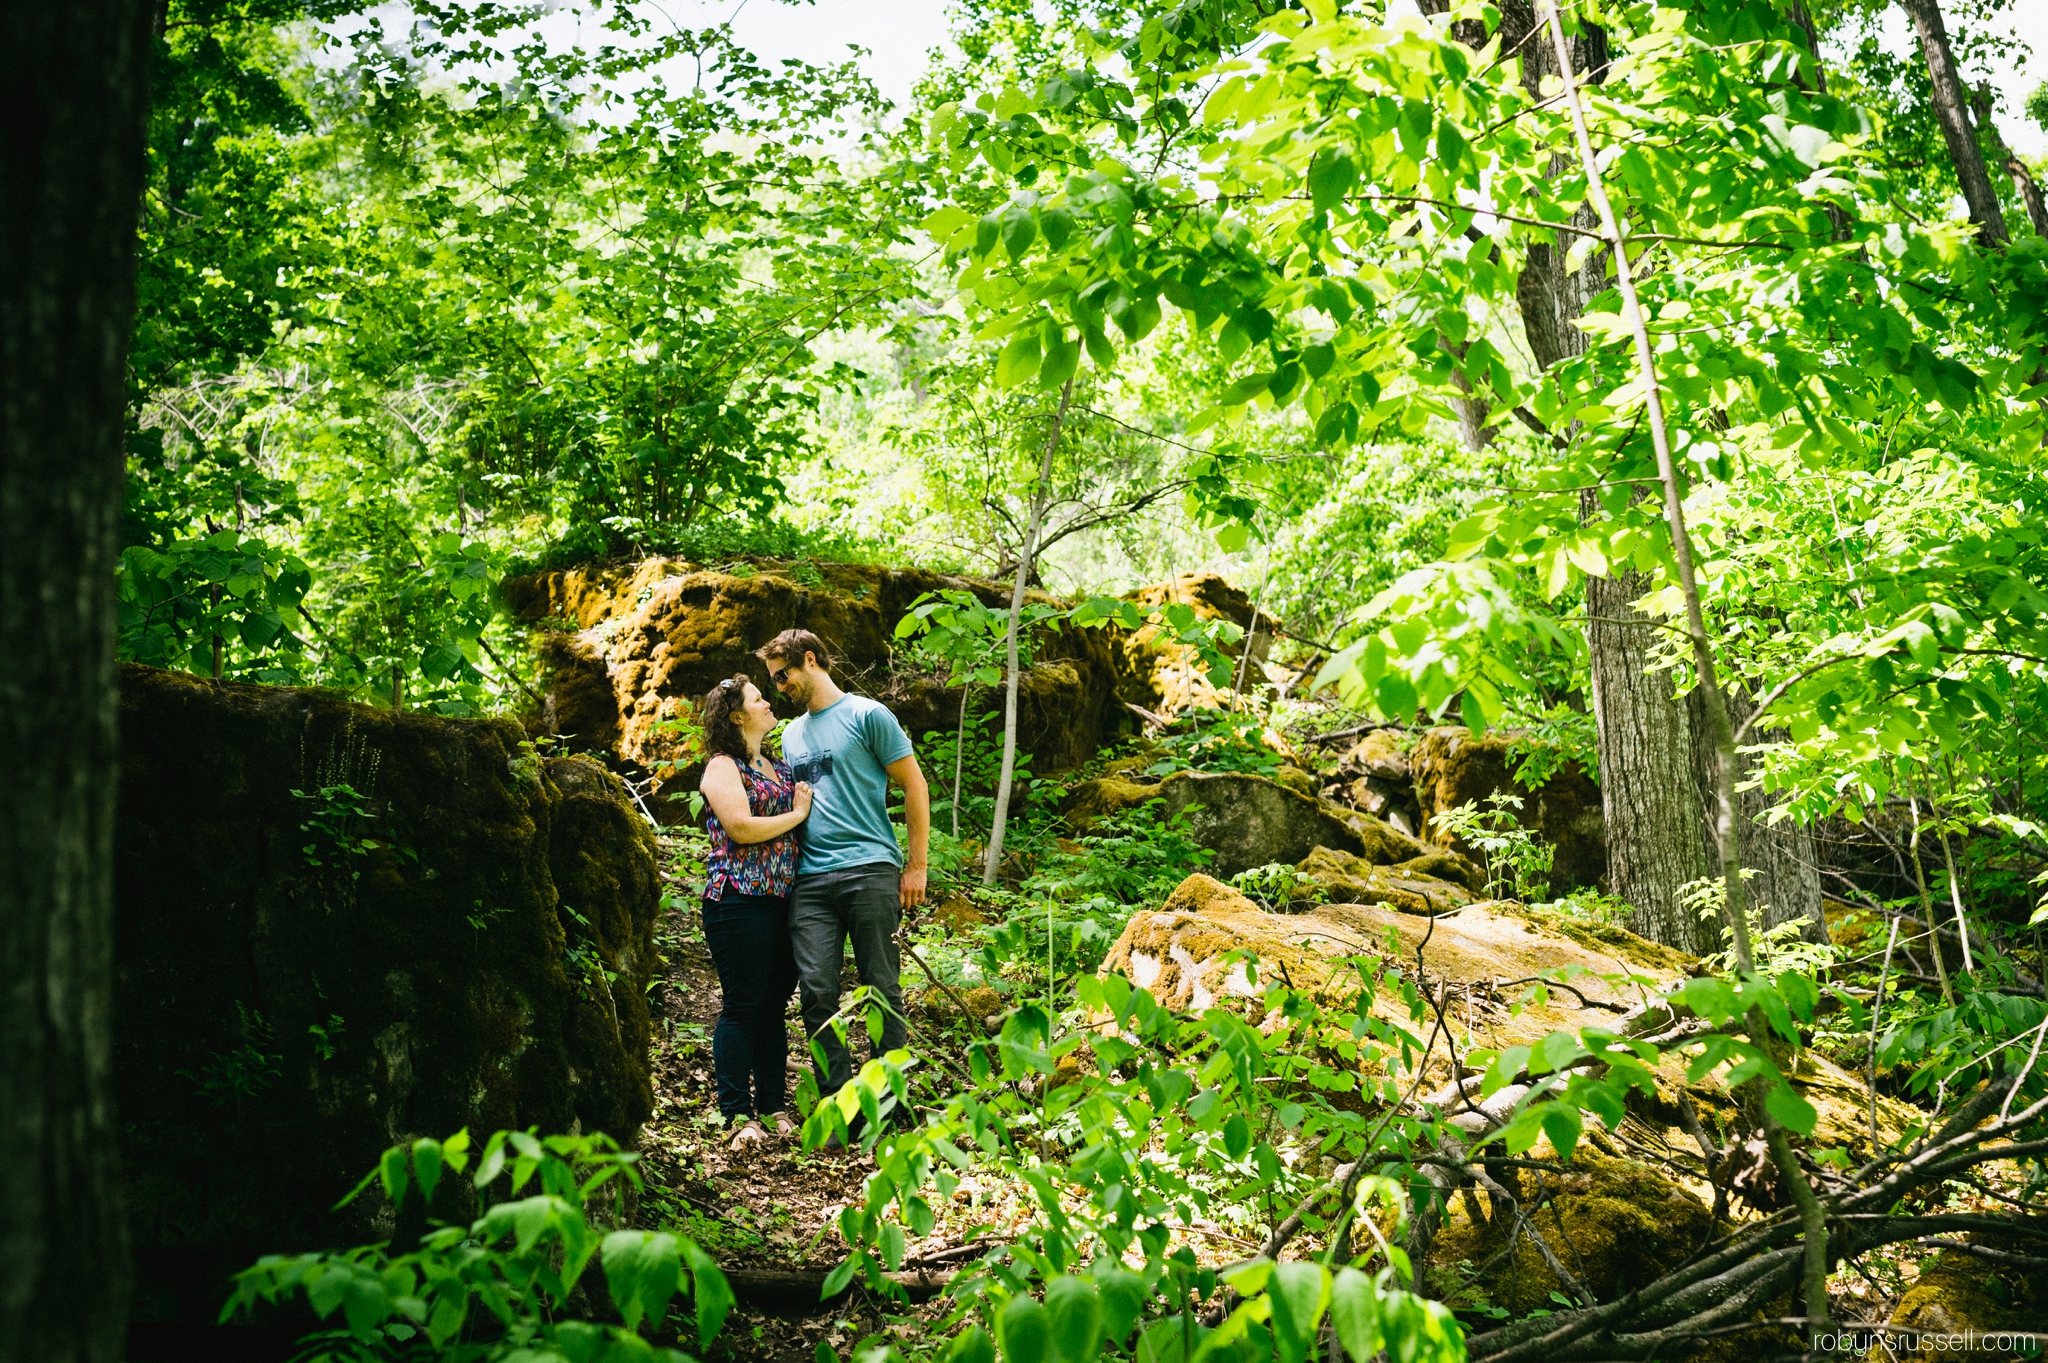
[
  {"xmin": 0, "ymin": 3, "xmax": 157, "ymax": 1360},
  {"xmin": 1586, "ymin": 576, "xmax": 1718, "ymax": 954},
  {"xmin": 1900, "ymin": 0, "xmax": 2009, "ymax": 246},
  {"xmin": 1498, "ymin": 4, "xmax": 1722, "ymax": 953},
  {"xmin": 1687, "ymin": 689, "xmax": 1827, "ymax": 945}
]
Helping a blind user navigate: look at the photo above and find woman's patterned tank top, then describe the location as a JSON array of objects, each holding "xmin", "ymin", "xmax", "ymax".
[{"xmin": 702, "ymin": 754, "xmax": 799, "ymax": 902}]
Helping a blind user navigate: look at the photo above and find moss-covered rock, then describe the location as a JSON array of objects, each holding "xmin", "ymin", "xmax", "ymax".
[
  {"xmin": 504, "ymin": 558, "xmax": 1127, "ymax": 801},
  {"xmin": 1427, "ymin": 1145, "xmax": 1714, "ymax": 1318},
  {"xmin": 116, "ymin": 664, "xmax": 658, "ymax": 1328},
  {"xmin": 1062, "ymin": 768, "xmax": 1477, "ymax": 881},
  {"xmin": 1889, "ymin": 1243, "xmax": 2046, "ymax": 1357},
  {"xmin": 1114, "ymin": 573, "xmax": 1274, "ymax": 716},
  {"xmin": 1097, "ymin": 872, "xmax": 1674, "ymax": 1026},
  {"xmin": 1296, "ymin": 845, "xmax": 1478, "ymax": 914},
  {"xmin": 1410, "ymin": 725, "xmax": 1606, "ymax": 893}
]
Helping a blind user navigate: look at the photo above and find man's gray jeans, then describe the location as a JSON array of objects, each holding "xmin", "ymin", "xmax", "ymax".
[{"xmin": 790, "ymin": 862, "xmax": 905, "ymax": 1095}]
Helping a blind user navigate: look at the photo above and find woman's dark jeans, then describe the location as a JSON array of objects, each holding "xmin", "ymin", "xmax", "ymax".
[{"xmin": 702, "ymin": 891, "xmax": 799, "ymax": 1120}]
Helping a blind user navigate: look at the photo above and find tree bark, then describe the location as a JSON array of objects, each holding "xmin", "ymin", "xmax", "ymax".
[
  {"xmin": 0, "ymin": 2, "xmax": 156, "ymax": 1360},
  {"xmin": 1586, "ymin": 577, "xmax": 1717, "ymax": 953},
  {"xmin": 1969, "ymin": 84, "xmax": 2048, "ymax": 239},
  {"xmin": 1491, "ymin": 0, "xmax": 1721, "ymax": 954},
  {"xmin": 982, "ymin": 380, "xmax": 1071, "ymax": 886},
  {"xmin": 1687, "ymin": 689, "xmax": 1826, "ymax": 945},
  {"xmin": 1901, "ymin": 0, "xmax": 2010, "ymax": 246}
]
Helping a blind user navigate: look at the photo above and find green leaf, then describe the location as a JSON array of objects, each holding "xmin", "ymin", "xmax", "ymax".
[
  {"xmin": 821, "ymin": 1255, "xmax": 858, "ymax": 1300},
  {"xmin": 1309, "ymin": 147, "xmax": 1358, "ymax": 212},
  {"xmin": 1041, "ymin": 336, "xmax": 1081, "ymax": 389},
  {"xmin": 1765, "ymin": 1081, "xmax": 1819, "ymax": 1136},
  {"xmin": 1003, "ymin": 207, "xmax": 1039, "ymax": 260},
  {"xmin": 1039, "ymin": 206, "xmax": 1074, "ymax": 251},
  {"xmin": 1330, "ymin": 1267, "xmax": 1382, "ymax": 1360},
  {"xmin": 1000, "ymin": 1294, "xmax": 1052, "ymax": 1363},
  {"xmin": 1094, "ymin": 1267, "xmax": 1145, "ymax": 1344},
  {"xmin": 996, "ymin": 333, "xmax": 1043, "ymax": 389},
  {"xmin": 1222, "ymin": 372, "xmax": 1276, "ymax": 406},
  {"xmin": 1539, "ymin": 1103, "xmax": 1584, "ymax": 1160},
  {"xmin": 1267, "ymin": 1261, "xmax": 1327, "ymax": 1363},
  {"xmin": 1045, "ymin": 1275, "xmax": 1104, "ymax": 1363},
  {"xmin": 379, "ymin": 1145, "xmax": 409, "ymax": 1208},
  {"xmin": 880, "ymin": 1220, "xmax": 907, "ymax": 1271},
  {"xmin": 1482, "ymin": 1045, "xmax": 1531, "ymax": 1097},
  {"xmin": 948, "ymin": 1325, "xmax": 997, "ymax": 1363},
  {"xmin": 412, "ymin": 1138, "xmax": 443, "ymax": 1206}
]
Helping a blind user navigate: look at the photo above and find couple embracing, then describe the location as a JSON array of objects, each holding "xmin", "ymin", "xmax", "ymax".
[{"xmin": 695, "ymin": 629, "xmax": 930, "ymax": 1147}]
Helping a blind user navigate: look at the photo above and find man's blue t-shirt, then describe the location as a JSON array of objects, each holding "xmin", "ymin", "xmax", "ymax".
[{"xmin": 781, "ymin": 695, "xmax": 914, "ymax": 875}]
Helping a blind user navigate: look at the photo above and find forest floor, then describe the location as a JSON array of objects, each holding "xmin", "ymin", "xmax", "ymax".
[
  {"xmin": 634, "ymin": 831, "xmax": 976, "ymax": 1362},
  {"xmin": 637, "ymin": 898, "xmax": 889, "ymax": 1361}
]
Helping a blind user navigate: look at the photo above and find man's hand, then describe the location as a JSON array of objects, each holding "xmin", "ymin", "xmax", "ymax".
[{"xmin": 900, "ymin": 864, "xmax": 927, "ymax": 909}]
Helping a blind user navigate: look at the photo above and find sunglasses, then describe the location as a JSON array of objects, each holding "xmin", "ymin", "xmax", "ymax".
[{"xmin": 768, "ymin": 663, "xmax": 794, "ymax": 687}]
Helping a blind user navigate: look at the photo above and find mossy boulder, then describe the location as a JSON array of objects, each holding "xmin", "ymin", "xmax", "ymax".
[
  {"xmin": 504, "ymin": 557, "xmax": 1126, "ymax": 802},
  {"xmin": 1098, "ymin": 872, "xmax": 1675, "ymax": 1026},
  {"xmin": 1063, "ymin": 768, "xmax": 1478, "ymax": 882},
  {"xmin": 1296, "ymin": 845, "xmax": 1479, "ymax": 914},
  {"xmin": 116, "ymin": 664, "xmax": 658, "ymax": 1328},
  {"xmin": 1427, "ymin": 1144, "xmax": 1715, "ymax": 1318},
  {"xmin": 1410, "ymin": 725, "xmax": 1606, "ymax": 893},
  {"xmin": 1114, "ymin": 573, "xmax": 1274, "ymax": 716},
  {"xmin": 1889, "ymin": 1243, "xmax": 2046, "ymax": 1357}
]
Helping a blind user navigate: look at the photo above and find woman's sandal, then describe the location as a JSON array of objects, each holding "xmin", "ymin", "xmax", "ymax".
[
  {"xmin": 770, "ymin": 1111, "xmax": 797, "ymax": 1139},
  {"xmin": 728, "ymin": 1118, "xmax": 768, "ymax": 1149}
]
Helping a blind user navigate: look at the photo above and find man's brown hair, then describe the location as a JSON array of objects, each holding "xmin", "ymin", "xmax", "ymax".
[{"xmin": 758, "ymin": 628, "xmax": 832, "ymax": 672}]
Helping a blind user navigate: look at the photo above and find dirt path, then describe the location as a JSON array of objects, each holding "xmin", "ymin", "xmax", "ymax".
[{"xmin": 639, "ymin": 886, "xmax": 910, "ymax": 1360}]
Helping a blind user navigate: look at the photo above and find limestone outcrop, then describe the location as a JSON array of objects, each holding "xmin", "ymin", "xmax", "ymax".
[
  {"xmin": 1062, "ymin": 768, "xmax": 1480, "ymax": 882},
  {"xmin": 1115, "ymin": 572, "xmax": 1275, "ymax": 718},
  {"xmin": 504, "ymin": 558, "xmax": 1127, "ymax": 804},
  {"xmin": 1323, "ymin": 728, "xmax": 1424, "ymax": 835},
  {"xmin": 1097, "ymin": 874, "xmax": 1682, "ymax": 1020},
  {"xmin": 117, "ymin": 664, "xmax": 658, "ymax": 1328},
  {"xmin": 1410, "ymin": 725, "xmax": 1606, "ymax": 893}
]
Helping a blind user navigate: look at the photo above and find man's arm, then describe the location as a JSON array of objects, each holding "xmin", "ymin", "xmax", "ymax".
[{"xmin": 885, "ymin": 752, "xmax": 929, "ymax": 909}]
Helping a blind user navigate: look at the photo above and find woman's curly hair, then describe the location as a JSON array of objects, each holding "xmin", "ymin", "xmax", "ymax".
[{"xmin": 700, "ymin": 675, "xmax": 756, "ymax": 764}]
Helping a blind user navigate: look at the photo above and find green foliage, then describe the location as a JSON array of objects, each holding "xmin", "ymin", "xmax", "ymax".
[
  {"xmin": 1072, "ymin": 596, "xmax": 1245, "ymax": 693},
  {"xmin": 293, "ymin": 782, "xmax": 386, "ymax": 880},
  {"xmin": 180, "ymin": 1002, "xmax": 282, "ymax": 1108},
  {"xmin": 1230, "ymin": 863, "xmax": 1327, "ymax": 913},
  {"xmin": 1027, "ymin": 799, "xmax": 1213, "ymax": 924},
  {"xmin": 1501, "ymin": 705, "xmax": 1598, "ymax": 788},
  {"xmin": 1138, "ymin": 711, "xmax": 1285, "ymax": 780},
  {"xmin": 1429, "ymin": 795, "xmax": 1554, "ymax": 902},
  {"xmin": 1682, "ymin": 874, "xmax": 1840, "ymax": 979},
  {"xmin": 897, "ymin": 590, "xmax": 1065, "ymax": 688},
  {"xmin": 225, "ymin": 1129, "xmax": 733, "ymax": 1362},
  {"xmin": 1876, "ymin": 977, "xmax": 2048, "ymax": 1107},
  {"xmin": 307, "ymin": 1014, "xmax": 346, "ymax": 1063},
  {"xmin": 118, "ymin": 530, "xmax": 311, "ymax": 681},
  {"xmin": 791, "ymin": 904, "xmax": 1900, "ymax": 1359}
]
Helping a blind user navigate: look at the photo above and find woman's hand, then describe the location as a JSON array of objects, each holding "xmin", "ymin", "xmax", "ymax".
[{"xmin": 792, "ymin": 781, "xmax": 814, "ymax": 816}]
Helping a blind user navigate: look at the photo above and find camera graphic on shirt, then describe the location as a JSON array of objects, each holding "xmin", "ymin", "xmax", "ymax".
[{"xmin": 791, "ymin": 753, "xmax": 834, "ymax": 785}]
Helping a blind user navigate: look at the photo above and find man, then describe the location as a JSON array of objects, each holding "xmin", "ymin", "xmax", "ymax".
[{"xmin": 759, "ymin": 628, "xmax": 929, "ymax": 1108}]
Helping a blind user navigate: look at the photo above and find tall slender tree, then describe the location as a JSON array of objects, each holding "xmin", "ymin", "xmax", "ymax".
[
  {"xmin": 0, "ymin": 2, "xmax": 158, "ymax": 1359},
  {"xmin": 1900, "ymin": 0, "xmax": 2010, "ymax": 245}
]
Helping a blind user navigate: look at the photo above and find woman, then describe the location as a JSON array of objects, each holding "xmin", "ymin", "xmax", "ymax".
[{"xmin": 698, "ymin": 674, "xmax": 811, "ymax": 1146}]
